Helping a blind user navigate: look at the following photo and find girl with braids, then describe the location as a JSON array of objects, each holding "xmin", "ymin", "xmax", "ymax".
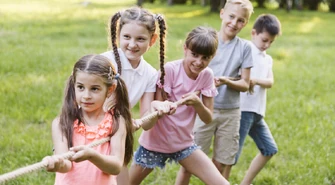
[
  {"xmin": 101, "ymin": 6, "xmax": 167, "ymax": 128},
  {"xmin": 129, "ymin": 26, "xmax": 230, "ymax": 185},
  {"xmin": 43, "ymin": 54, "xmax": 133, "ymax": 185},
  {"xmin": 100, "ymin": 6, "xmax": 167, "ymax": 185}
]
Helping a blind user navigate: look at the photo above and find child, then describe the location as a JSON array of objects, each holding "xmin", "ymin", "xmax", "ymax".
[
  {"xmin": 176, "ymin": 0, "xmax": 254, "ymax": 183},
  {"xmin": 43, "ymin": 54, "xmax": 134, "ymax": 185},
  {"xmin": 235, "ymin": 14, "xmax": 282, "ymax": 185},
  {"xmin": 129, "ymin": 26, "xmax": 230, "ymax": 185},
  {"xmin": 101, "ymin": 6, "xmax": 167, "ymax": 184}
]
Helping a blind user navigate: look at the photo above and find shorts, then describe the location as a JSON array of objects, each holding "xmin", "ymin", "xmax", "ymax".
[
  {"xmin": 133, "ymin": 144, "xmax": 199, "ymax": 169},
  {"xmin": 193, "ymin": 108, "xmax": 240, "ymax": 165},
  {"xmin": 235, "ymin": 111, "xmax": 278, "ymax": 164}
]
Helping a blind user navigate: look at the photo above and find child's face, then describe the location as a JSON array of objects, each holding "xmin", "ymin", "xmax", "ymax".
[
  {"xmin": 251, "ymin": 29, "xmax": 277, "ymax": 52},
  {"xmin": 75, "ymin": 72, "xmax": 110, "ymax": 114},
  {"xmin": 183, "ymin": 46, "xmax": 212, "ymax": 79},
  {"xmin": 219, "ymin": 4, "xmax": 249, "ymax": 40},
  {"xmin": 119, "ymin": 21, "xmax": 156, "ymax": 64}
]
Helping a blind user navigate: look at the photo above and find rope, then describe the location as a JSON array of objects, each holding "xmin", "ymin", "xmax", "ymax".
[
  {"xmin": 0, "ymin": 90, "xmax": 205, "ymax": 183},
  {"xmin": 134, "ymin": 91, "xmax": 199, "ymax": 127},
  {"xmin": 0, "ymin": 137, "xmax": 111, "ymax": 184}
]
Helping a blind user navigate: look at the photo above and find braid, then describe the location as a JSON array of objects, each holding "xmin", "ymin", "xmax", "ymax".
[
  {"xmin": 155, "ymin": 15, "xmax": 167, "ymax": 100},
  {"xmin": 110, "ymin": 12, "xmax": 122, "ymax": 75}
]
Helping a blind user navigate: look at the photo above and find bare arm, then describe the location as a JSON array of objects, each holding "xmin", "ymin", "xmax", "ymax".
[
  {"xmin": 215, "ymin": 68, "xmax": 251, "ymax": 92},
  {"xmin": 44, "ymin": 118, "xmax": 72, "ymax": 173},
  {"xmin": 251, "ymin": 69, "xmax": 274, "ymax": 89},
  {"xmin": 192, "ymin": 94, "xmax": 214, "ymax": 124},
  {"xmin": 70, "ymin": 116, "xmax": 126, "ymax": 175}
]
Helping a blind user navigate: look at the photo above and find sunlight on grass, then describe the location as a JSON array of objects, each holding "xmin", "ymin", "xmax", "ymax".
[{"xmin": 298, "ymin": 17, "xmax": 321, "ymax": 33}]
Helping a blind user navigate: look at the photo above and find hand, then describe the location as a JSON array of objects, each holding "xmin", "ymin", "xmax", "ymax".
[
  {"xmin": 179, "ymin": 91, "xmax": 201, "ymax": 107},
  {"xmin": 69, "ymin": 145, "xmax": 95, "ymax": 163},
  {"xmin": 248, "ymin": 79, "xmax": 256, "ymax": 94},
  {"xmin": 151, "ymin": 100, "xmax": 176, "ymax": 116},
  {"xmin": 214, "ymin": 76, "xmax": 229, "ymax": 87},
  {"xmin": 43, "ymin": 155, "xmax": 67, "ymax": 172}
]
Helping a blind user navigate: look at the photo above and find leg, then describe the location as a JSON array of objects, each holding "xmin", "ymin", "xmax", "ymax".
[
  {"xmin": 129, "ymin": 163, "xmax": 153, "ymax": 185},
  {"xmin": 175, "ymin": 166, "xmax": 192, "ymax": 185},
  {"xmin": 117, "ymin": 165, "xmax": 130, "ymax": 185},
  {"xmin": 213, "ymin": 108, "xmax": 241, "ymax": 180},
  {"xmin": 176, "ymin": 115, "xmax": 217, "ymax": 184},
  {"xmin": 129, "ymin": 146, "xmax": 165, "ymax": 185},
  {"xmin": 179, "ymin": 149, "xmax": 230, "ymax": 185},
  {"xmin": 240, "ymin": 116, "xmax": 278, "ymax": 185},
  {"xmin": 240, "ymin": 153, "xmax": 272, "ymax": 185}
]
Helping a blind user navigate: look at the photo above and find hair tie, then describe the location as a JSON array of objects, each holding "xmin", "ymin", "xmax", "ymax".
[
  {"xmin": 155, "ymin": 14, "xmax": 163, "ymax": 21},
  {"xmin": 114, "ymin": 73, "xmax": 120, "ymax": 80}
]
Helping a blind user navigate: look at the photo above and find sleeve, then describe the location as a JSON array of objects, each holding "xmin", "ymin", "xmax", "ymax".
[
  {"xmin": 156, "ymin": 62, "xmax": 174, "ymax": 95},
  {"xmin": 200, "ymin": 68, "xmax": 218, "ymax": 97},
  {"xmin": 145, "ymin": 69, "xmax": 158, "ymax": 92},
  {"xmin": 241, "ymin": 41, "xmax": 253, "ymax": 69}
]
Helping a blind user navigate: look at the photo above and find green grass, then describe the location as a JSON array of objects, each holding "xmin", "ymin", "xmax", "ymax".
[{"xmin": 1, "ymin": 0, "xmax": 335, "ymax": 184}]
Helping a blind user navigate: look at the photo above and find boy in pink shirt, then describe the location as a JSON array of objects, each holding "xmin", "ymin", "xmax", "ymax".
[{"xmin": 129, "ymin": 26, "xmax": 230, "ymax": 185}]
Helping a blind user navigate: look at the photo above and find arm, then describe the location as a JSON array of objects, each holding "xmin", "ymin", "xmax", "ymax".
[
  {"xmin": 140, "ymin": 87, "xmax": 174, "ymax": 130},
  {"xmin": 70, "ymin": 116, "xmax": 126, "ymax": 175},
  {"xmin": 44, "ymin": 118, "xmax": 72, "ymax": 173},
  {"xmin": 251, "ymin": 69, "xmax": 274, "ymax": 89},
  {"xmin": 215, "ymin": 68, "xmax": 251, "ymax": 92},
  {"xmin": 180, "ymin": 92, "xmax": 213, "ymax": 124}
]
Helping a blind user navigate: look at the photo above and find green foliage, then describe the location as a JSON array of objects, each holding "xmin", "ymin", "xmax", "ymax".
[{"xmin": 1, "ymin": 0, "xmax": 335, "ymax": 184}]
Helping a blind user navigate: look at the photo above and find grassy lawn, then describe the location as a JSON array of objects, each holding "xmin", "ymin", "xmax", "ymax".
[{"xmin": 0, "ymin": 0, "xmax": 335, "ymax": 184}]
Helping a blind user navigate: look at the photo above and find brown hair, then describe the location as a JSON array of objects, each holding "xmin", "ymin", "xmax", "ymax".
[{"xmin": 59, "ymin": 54, "xmax": 134, "ymax": 165}]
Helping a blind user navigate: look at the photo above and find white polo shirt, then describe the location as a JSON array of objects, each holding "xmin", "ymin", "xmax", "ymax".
[
  {"xmin": 101, "ymin": 49, "xmax": 158, "ymax": 108},
  {"xmin": 240, "ymin": 41, "xmax": 273, "ymax": 117}
]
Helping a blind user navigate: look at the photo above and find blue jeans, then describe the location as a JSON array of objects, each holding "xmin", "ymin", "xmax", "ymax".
[
  {"xmin": 133, "ymin": 144, "xmax": 199, "ymax": 169},
  {"xmin": 235, "ymin": 111, "xmax": 278, "ymax": 164}
]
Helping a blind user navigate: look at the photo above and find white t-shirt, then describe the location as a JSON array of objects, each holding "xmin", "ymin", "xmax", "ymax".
[
  {"xmin": 240, "ymin": 41, "xmax": 273, "ymax": 117},
  {"xmin": 101, "ymin": 49, "xmax": 158, "ymax": 108}
]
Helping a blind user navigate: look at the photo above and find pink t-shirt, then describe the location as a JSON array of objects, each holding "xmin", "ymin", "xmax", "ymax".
[
  {"xmin": 55, "ymin": 113, "xmax": 116, "ymax": 185},
  {"xmin": 139, "ymin": 59, "xmax": 217, "ymax": 153}
]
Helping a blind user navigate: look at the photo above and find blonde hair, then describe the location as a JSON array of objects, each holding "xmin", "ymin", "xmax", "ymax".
[{"xmin": 224, "ymin": 0, "xmax": 254, "ymax": 18}]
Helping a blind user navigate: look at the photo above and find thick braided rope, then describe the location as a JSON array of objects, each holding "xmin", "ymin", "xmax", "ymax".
[
  {"xmin": 0, "ymin": 137, "xmax": 111, "ymax": 184},
  {"xmin": 135, "ymin": 91, "xmax": 199, "ymax": 126}
]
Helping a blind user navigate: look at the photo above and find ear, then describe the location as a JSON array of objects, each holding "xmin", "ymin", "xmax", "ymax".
[
  {"xmin": 251, "ymin": 29, "xmax": 257, "ymax": 36},
  {"xmin": 183, "ymin": 44, "xmax": 187, "ymax": 56},
  {"xmin": 107, "ymin": 83, "xmax": 117, "ymax": 98},
  {"xmin": 149, "ymin": 33, "xmax": 158, "ymax": 47},
  {"xmin": 219, "ymin": 8, "xmax": 225, "ymax": 19}
]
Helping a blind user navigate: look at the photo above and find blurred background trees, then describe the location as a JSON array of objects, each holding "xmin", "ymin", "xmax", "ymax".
[{"xmin": 137, "ymin": 0, "xmax": 335, "ymax": 12}]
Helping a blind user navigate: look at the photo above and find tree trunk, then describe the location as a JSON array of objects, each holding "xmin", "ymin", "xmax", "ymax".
[
  {"xmin": 256, "ymin": 0, "xmax": 266, "ymax": 8},
  {"xmin": 329, "ymin": 0, "xmax": 335, "ymax": 12},
  {"xmin": 210, "ymin": 0, "xmax": 221, "ymax": 12}
]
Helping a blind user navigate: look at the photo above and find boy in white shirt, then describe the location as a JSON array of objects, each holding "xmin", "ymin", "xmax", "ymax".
[{"xmin": 236, "ymin": 14, "xmax": 282, "ymax": 185}]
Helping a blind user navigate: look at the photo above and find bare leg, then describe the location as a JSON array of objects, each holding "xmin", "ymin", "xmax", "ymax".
[
  {"xmin": 175, "ymin": 166, "xmax": 192, "ymax": 185},
  {"xmin": 117, "ymin": 166, "xmax": 130, "ymax": 185},
  {"xmin": 213, "ymin": 159, "xmax": 232, "ymax": 180},
  {"xmin": 129, "ymin": 163, "xmax": 153, "ymax": 185},
  {"xmin": 240, "ymin": 153, "xmax": 272, "ymax": 185},
  {"xmin": 178, "ymin": 149, "xmax": 230, "ymax": 185}
]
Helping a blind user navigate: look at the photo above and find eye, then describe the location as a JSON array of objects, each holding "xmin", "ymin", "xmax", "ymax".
[
  {"xmin": 191, "ymin": 52, "xmax": 198, "ymax": 57},
  {"xmin": 238, "ymin": 19, "xmax": 245, "ymax": 24},
  {"xmin": 123, "ymin": 35, "xmax": 130, "ymax": 40},
  {"xmin": 229, "ymin": 15, "xmax": 234, "ymax": 19},
  {"xmin": 91, "ymin": 87, "xmax": 100, "ymax": 92},
  {"xmin": 203, "ymin": 56, "xmax": 211, "ymax": 61},
  {"xmin": 76, "ymin": 85, "xmax": 84, "ymax": 91},
  {"xmin": 137, "ymin": 37, "xmax": 146, "ymax": 42}
]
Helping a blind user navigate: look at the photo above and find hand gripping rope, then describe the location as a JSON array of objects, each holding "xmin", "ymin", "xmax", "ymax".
[
  {"xmin": 0, "ymin": 91, "xmax": 199, "ymax": 184},
  {"xmin": 0, "ymin": 137, "xmax": 111, "ymax": 184}
]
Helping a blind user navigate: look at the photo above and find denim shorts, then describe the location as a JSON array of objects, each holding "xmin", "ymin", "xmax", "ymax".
[
  {"xmin": 133, "ymin": 144, "xmax": 199, "ymax": 169},
  {"xmin": 235, "ymin": 111, "xmax": 278, "ymax": 164}
]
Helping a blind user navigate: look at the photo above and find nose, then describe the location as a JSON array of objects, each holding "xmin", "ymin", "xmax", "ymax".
[
  {"xmin": 128, "ymin": 39, "xmax": 137, "ymax": 48},
  {"xmin": 231, "ymin": 18, "xmax": 238, "ymax": 26},
  {"xmin": 83, "ymin": 90, "xmax": 91, "ymax": 99}
]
